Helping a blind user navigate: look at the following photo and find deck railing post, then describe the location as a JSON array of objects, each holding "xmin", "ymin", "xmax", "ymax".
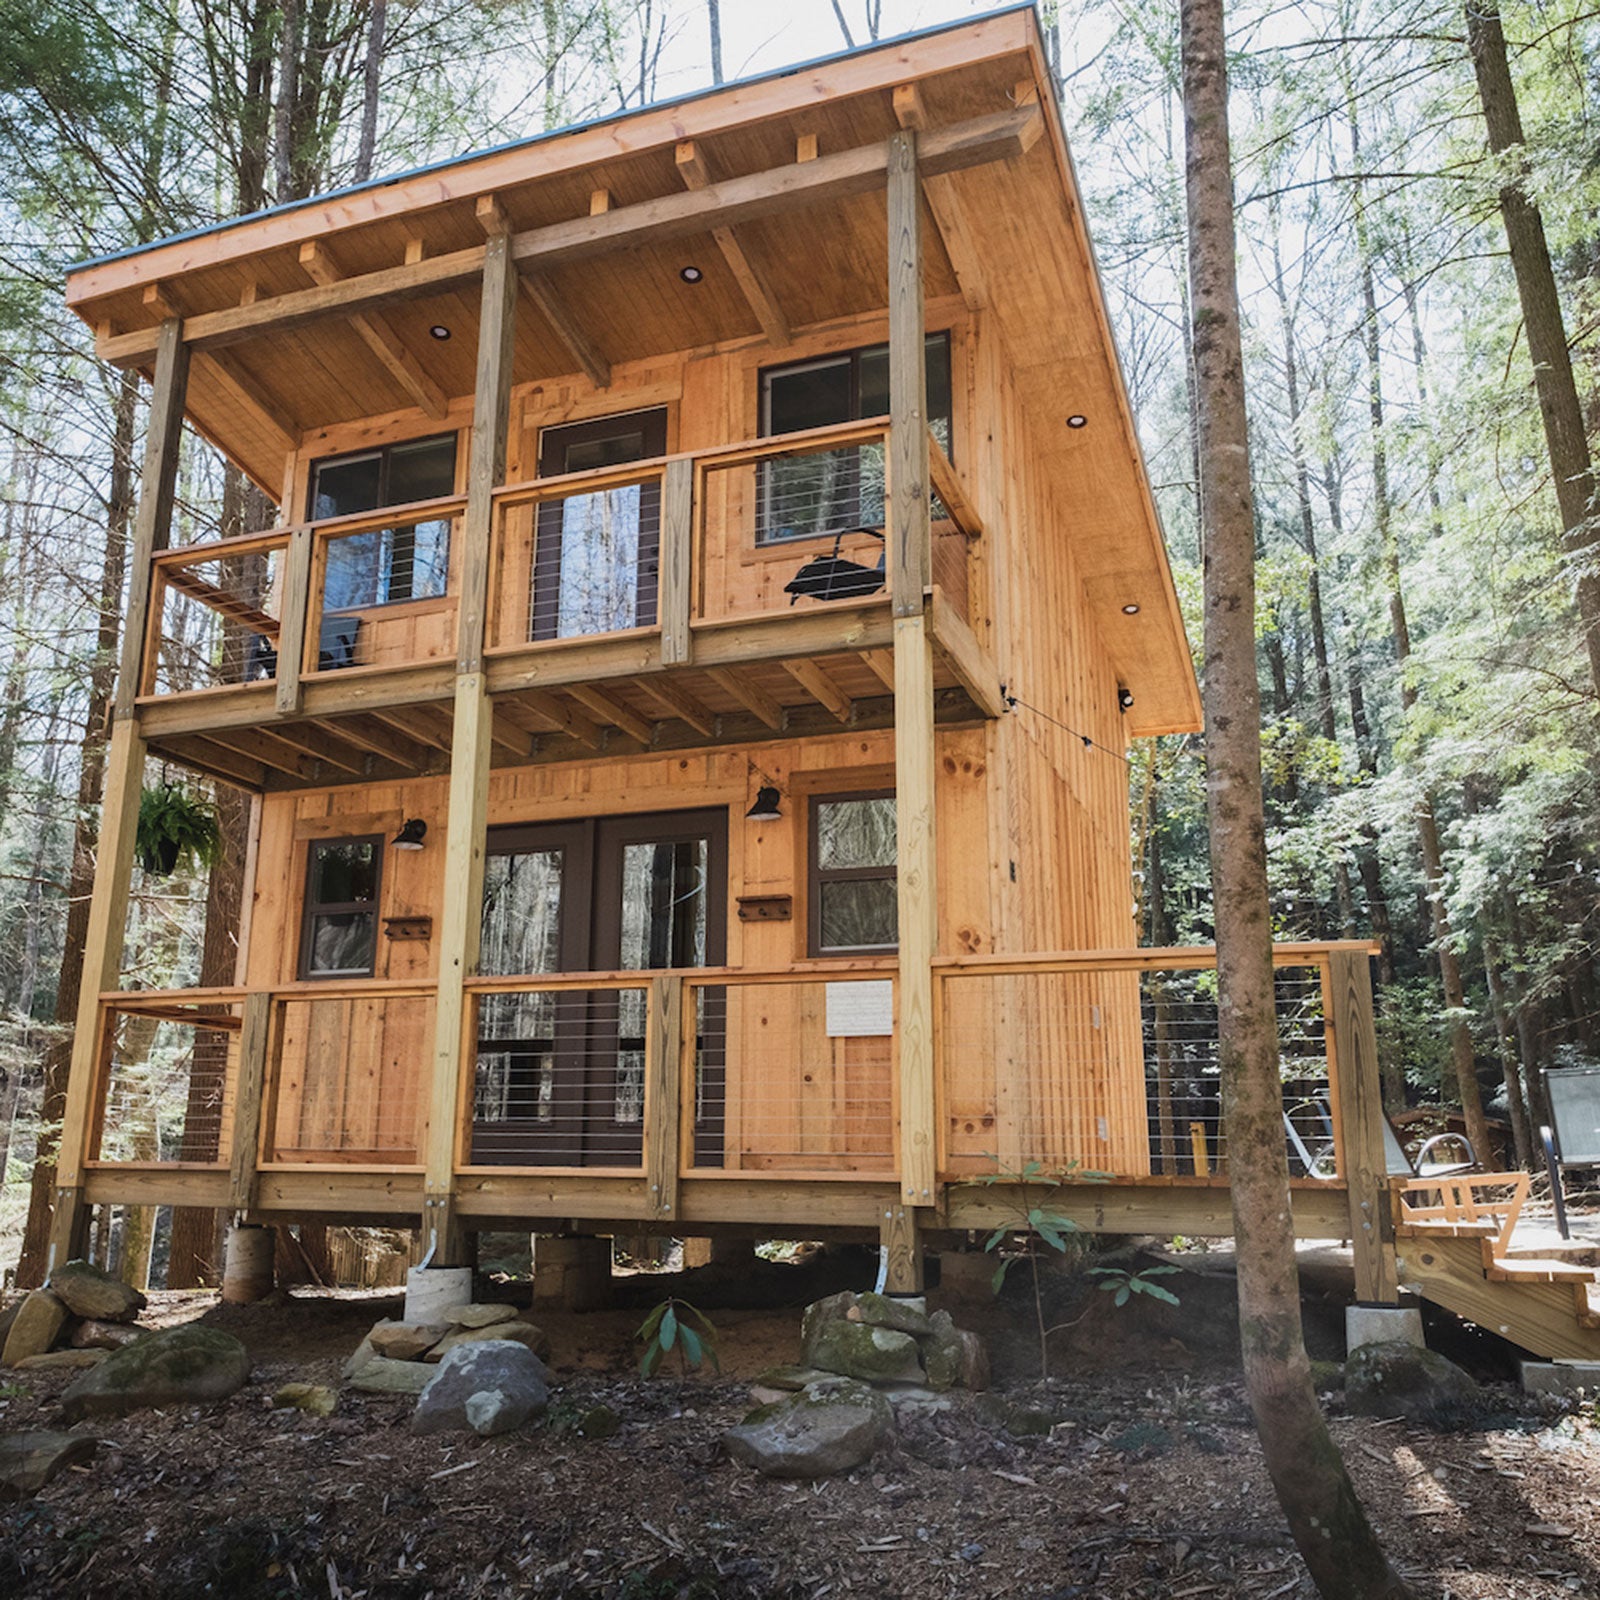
[
  {"xmin": 888, "ymin": 129, "xmax": 939, "ymax": 1213},
  {"xmin": 659, "ymin": 458, "xmax": 694, "ymax": 665},
  {"xmin": 645, "ymin": 974, "xmax": 684, "ymax": 1221},
  {"xmin": 228, "ymin": 991, "xmax": 274, "ymax": 1211},
  {"xmin": 1328, "ymin": 949, "xmax": 1399, "ymax": 1303},
  {"xmin": 422, "ymin": 228, "xmax": 518, "ymax": 1263},
  {"xmin": 273, "ymin": 525, "xmax": 313, "ymax": 713},
  {"xmin": 48, "ymin": 318, "xmax": 189, "ymax": 1274}
]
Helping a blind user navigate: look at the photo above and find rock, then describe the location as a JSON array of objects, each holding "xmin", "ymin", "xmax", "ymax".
[
  {"xmin": 464, "ymin": 1389, "xmax": 523, "ymax": 1437},
  {"xmin": 1, "ymin": 1291, "xmax": 69, "ymax": 1368},
  {"xmin": 15, "ymin": 1350, "xmax": 108, "ymax": 1372},
  {"xmin": 412, "ymin": 1341, "xmax": 549, "ymax": 1436},
  {"xmin": 343, "ymin": 1329, "xmax": 381, "ymax": 1379},
  {"xmin": 574, "ymin": 1403, "xmax": 620, "ymax": 1440},
  {"xmin": 1345, "ymin": 1340, "xmax": 1483, "ymax": 1428},
  {"xmin": 72, "ymin": 1321, "xmax": 146, "ymax": 1352},
  {"xmin": 442, "ymin": 1302, "xmax": 520, "ymax": 1329},
  {"xmin": 724, "ymin": 1377, "xmax": 893, "ymax": 1479},
  {"xmin": 807, "ymin": 1319, "xmax": 925, "ymax": 1385},
  {"xmin": 59, "ymin": 1326, "xmax": 250, "ymax": 1423},
  {"xmin": 750, "ymin": 1364, "xmax": 830, "ymax": 1393},
  {"xmin": 48, "ymin": 1260, "xmax": 147, "ymax": 1323},
  {"xmin": 272, "ymin": 1382, "xmax": 337, "ymax": 1416},
  {"xmin": 0, "ymin": 1431, "xmax": 99, "ymax": 1502},
  {"xmin": 369, "ymin": 1322, "xmax": 447, "ymax": 1361},
  {"xmin": 846, "ymin": 1291, "xmax": 930, "ymax": 1336},
  {"xmin": 347, "ymin": 1357, "xmax": 432, "ymax": 1396},
  {"xmin": 799, "ymin": 1291, "xmax": 857, "ymax": 1364},
  {"xmin": 425, "ymin": 1320, "xmax": 552, "ymax": 1363},
  {"xmin": 922, "ymin": 1310, "xmax": 989, "ymax": 1392}
]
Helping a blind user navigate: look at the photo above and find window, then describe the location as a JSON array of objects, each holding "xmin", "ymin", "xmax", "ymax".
[
  {"xmin": 757, "ymin": 334, "xmax": 952, "ymax": 544},
  {"xmin": 309, "ymin": 434, "xmax": 458, "ymax": 608},
  {"xmin": 299, "ymin": 836, "xmax": 383, "ymax": 978},
  {"xmin": 809, "ymin": 792, "xmax": 898, "ymax": 956}
]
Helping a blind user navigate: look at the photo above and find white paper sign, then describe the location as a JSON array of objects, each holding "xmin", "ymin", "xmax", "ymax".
[{"xmin": 825, "ymin": 979, "xmax": 894, "ymax": 1038}]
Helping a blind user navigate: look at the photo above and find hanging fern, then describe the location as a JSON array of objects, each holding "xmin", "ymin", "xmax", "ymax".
[{"xmin": 136, "ymin": 785, "xmax": 222, "ymax": 876}]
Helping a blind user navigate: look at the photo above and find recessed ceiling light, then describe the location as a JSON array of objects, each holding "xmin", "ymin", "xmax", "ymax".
[
  {"xmin": 429, "ymin": 324, "xmax": 451, "ymax": 340},
  {"xmin": 680, "ymin": 265, "xmax": 704, "ymax": 283},
  {"xmin": 1121, "ymin": 603, "xmax": 1141, "ymax": 615},
  {"xmin": 1066, "ymin": 414, "xmax": 1088, "ymax": 429}
]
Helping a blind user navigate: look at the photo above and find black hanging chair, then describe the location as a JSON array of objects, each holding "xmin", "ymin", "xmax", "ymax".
[{"xmin": 783, "ymin": 528, "xmax": 886, "ymax": 604}]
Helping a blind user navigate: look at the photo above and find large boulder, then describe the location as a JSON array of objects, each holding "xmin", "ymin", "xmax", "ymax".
[
  {"xmin": 1, "ymin": 1291, "xmax": 68, "ymax": 1368},
  {"xmin": 412, "ymin": 1341, "xmax": 549, "ymax": 1436},
  {"xmin": 59, "ymin": 1326, "xmax": 250, "ymax": 1423},
  {"xmin": 846, "ymin": 1292, "xmax": 931, "ymax": 1337},
  {"xmin": 724, "ymin": 1378, "xmax": 893, "ymax": 1479},
  {"xmin": 1346, "ymin": 1340, "xmax": 1482, "ymax": 1428},
  {"xmin": 49, "ymin": 1260, "xmax": 147, "ymax": 1323},
  {"xmin": 807, "ymin": 1319, "xmax": 925, "ymax": 1385},
  {"xmin": 0, "ymin": 1431, "xmax": 100, "ymax": 1502}
]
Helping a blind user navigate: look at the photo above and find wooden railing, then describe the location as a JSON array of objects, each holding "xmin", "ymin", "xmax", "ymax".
[{"xmin": 80, "ymin": 943, "xmax": 1385, "ymax": 1231}]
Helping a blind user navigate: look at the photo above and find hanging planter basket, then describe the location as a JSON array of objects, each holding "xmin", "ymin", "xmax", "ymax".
[{"xmin": 136, "ymin": 785, "xmax": 222, "ymax": 877}]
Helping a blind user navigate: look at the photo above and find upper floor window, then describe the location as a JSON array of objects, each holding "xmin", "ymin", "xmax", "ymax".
[
  {"xmin": 809, "ymin": 791, "xmax": 898, "ymax": 956},
  {"xmin": 309, "ymin": 434, "xmax": 458, "ymax": 608},
  {"xmin": 757, "ymin": 334, "xmax": 951, "ymax": 545},
  {"xmin": 299, "ymin": 836, "xmax": 383, "ymax": 979}
]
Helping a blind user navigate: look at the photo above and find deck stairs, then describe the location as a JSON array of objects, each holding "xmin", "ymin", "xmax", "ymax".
[{"xmin": 1391, "ymin": 1171, "xmax": 1600, "ymax": 1360}]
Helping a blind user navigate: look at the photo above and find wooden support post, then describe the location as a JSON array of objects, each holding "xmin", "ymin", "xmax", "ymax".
[
  {"xmin": 51, "ymin": 318, "xmax": 189, "ymax": 1274},
  {"xmin": 659, "ymin": 456, "xmax": 694, "ymax": 666},
  {"xmin": 881, "ymin": 1204, "xmax": 924, "ymax": 1293},
  {"xmin": 645, "ymin": 975, "xmax": 683, "ymax": 1222},
  {"xmin": 273, "ymin": 525, "xmax": 313, "ymax": 714},
  {"xmin": 422, "ymin": 232, "xmax": 517, "ymax": 1263},
  {"xmin": 887, "ymin": 128, "xmax": 939, "ymax": 1210},
  {"xmin": 228, "ymin": 991, "xmax": 273, "ymax": 1211},
  {"xmin": 1330, "ymin": 949, "xmax": 1399, "ymax": 1303}
]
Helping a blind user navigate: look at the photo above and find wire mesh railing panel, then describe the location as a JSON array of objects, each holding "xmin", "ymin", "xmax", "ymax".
[
  {"xmin": 150, "ymin": 544, "xmax": 285, "ymax": 694},
  {"xmin": 269, "ymin": 992, "xmax": 431, "ymax": 1163},
  {"xmin": 687, "ymin": 977, "xmax": 897, "ymax": 1175},
  {"xmin": 310, "ymin": 515, "xmax": 458, "ymax": 675},
  {"xmin": 94, "ymin": 1008, "xmax": 239, "ymax": 1165},
  {"xmin": 468, "ymin": 985, "xmax": 650, "ymax": 1169},
  {"xmin": 938, "ymin": 964, "xmax": 1333, "ymax": 1180},
  {"xmin": 507, "ymin": 481, "xmax": 662, "ymax": 644}
]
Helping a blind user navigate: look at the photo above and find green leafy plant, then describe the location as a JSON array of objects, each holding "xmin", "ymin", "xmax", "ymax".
[
  {"xmin": 636, "ymin": 1297, "xmax": 720, "ymax": 1378},
  {"xmin": 1088, "ymin": 1263, "xmax": 1182, "ymax": 1307},
  {"xmin": 137, "ymin": 784, "xmax": 222, "ymax": 876}
]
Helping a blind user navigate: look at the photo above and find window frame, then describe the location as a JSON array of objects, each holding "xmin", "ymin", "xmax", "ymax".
[
  {"xmin": 307, "ymin": 433, "xmax": 459, "ymax": 609},
  {"xmin": 807, "ymin": 788, "xmax": 899, "ymax": 958},
  {"xmin": 298, "ymin": 834, "xmax": 385, "ymax": 980},
  {"xmin": 755, "ymin": 333, "xmax": 953, "ymax": 548}
]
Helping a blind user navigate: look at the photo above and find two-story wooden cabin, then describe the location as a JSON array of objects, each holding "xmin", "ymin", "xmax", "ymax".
[{"xmin": 47, "ymin": 5, "xmax": 1505, "ymax": 1331}]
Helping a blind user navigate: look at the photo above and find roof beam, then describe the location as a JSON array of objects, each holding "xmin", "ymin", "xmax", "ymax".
[
  {"xmin": 705, "ymin": 667, "xmax": 784, "ymax": 731},
  {"xmin": 675, "ymin": 141, "xmax": 790, "ymax": 347},
  {"xmin": 567, "ymin": 684, "xmax": 654, "ymax": 745},
  {"xmin": 477, "ymin": 195, "xmax": 610, "ymax": 389},
  {"xmin": 95, "ymin": 107, "xmax": 1039, "ymax": 368},
  {"xmin": 638, "ymin": 676, "xmax": 717, "ymax": 737},
  {"xmin": 784, "ymin": 659, "xmax": 853, "ymax": 723},
  {"xmin": 893, "ymin": 84, "xmax": 988, "ymax": 313},
  {"xmin": 298, "ymin": 240, "xmax": 449, "ymax": 418},
  {"xmin": 514, "ymin": 690, "xmax": 605, "ymax": 750}
]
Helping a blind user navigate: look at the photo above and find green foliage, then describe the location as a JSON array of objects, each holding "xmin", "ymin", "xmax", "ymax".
[
  {"xmin": 1088, "ymin": 1263, "xmax": 1183, "ymax": 1308},
  {"xmin": 636, "ymin": 1297, "xmax": 719, "ymax": 1378},
  {"xmin": 136, "ymin": 786, "xmax": 222, "ymax": 876}
]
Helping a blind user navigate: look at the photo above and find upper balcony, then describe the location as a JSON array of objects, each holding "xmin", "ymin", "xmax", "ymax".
[{"xmin": 135, "ymin": 421, "xmax": 1001, "ymax": 789}]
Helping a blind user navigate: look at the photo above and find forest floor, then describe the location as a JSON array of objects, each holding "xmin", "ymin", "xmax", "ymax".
[{"xmin": 2, "ymin": 1247, "xmax": 1599, "ymax": 1600}]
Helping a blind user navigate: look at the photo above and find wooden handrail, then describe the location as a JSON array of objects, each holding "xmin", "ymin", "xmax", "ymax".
[
  {"xmin": 933, "ymin": 941, "xmax": 1379, "ymax": 975},
  {"xmin": 151, "ymin": 528, "xmax": 292, "ymax": 566}
]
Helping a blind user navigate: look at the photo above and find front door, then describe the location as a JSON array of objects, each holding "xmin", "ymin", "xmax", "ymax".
[
  {"xmin": 472, "ymin": 807, "xmax": 726, "ymax": 1167},
  {"xmin": 531, "ymin": 408, "xmax": 669, "ymax": 641}
]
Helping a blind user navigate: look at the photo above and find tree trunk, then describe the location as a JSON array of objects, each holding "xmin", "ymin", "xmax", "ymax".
[
  {"xmin": 15, "ymin": 368, "xmax": 140, "ymax": 1287},
  {"xmin": 1179, "ymin": 5, "xmax": 1410, "ymax": 1594},
  {"xmin": 354, "ymin": 0, "xmax": 387, "ymax": 183},
  {"xmin": 707, "ymin": 0, "xmax": 723, "ymax": 85},
  {"xmin": 1466, "ymin": 2, "xmax": 1600, "ymax": 699}
]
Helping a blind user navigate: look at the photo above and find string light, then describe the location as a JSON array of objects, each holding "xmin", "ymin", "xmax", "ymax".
[{"xmin": 1003, "ymin": 690, "xmax": 1132, "ymax": 766}]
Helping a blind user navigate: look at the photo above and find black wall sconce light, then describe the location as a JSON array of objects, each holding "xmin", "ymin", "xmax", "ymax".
[
  {"xmin": 1117, "ymin": 687, "xmax": 1135, "ymax": 713},
  {"xmin": 745, "ymin": 786, "xmax": 783, "ymax": 822},
  {"xmin": 392, "ymin": 818, "xmax": 428, "ymax": 851}
]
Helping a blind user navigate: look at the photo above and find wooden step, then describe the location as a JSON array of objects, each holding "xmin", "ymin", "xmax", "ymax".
[
  {"xmin": 1396, "ymin": 1217, "xmax": 1499, "ymax": 1239},
  {"xmin": 1481, "ymin": 1248, "xmax": 1598, "ymax": 1285}
]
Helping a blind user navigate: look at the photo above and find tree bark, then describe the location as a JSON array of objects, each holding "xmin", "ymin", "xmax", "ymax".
[
  {"xmin": 1180, "ymin": 5, "xmax": 1410, "ymax": 1594},
  {"xmin": 354, "ymin": 0, "xmax": 387, "ymax": 183},
  {"xmin": 707, "ymin": 0, "xmax": 723, "ymax": 85},
  {"xmin": 1466, "ymin": 2, "xmax": 1600, "ymax": 699}
]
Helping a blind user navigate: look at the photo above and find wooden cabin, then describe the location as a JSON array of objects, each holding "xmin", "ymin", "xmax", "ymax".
[{"xmin": 54, "ymin": 6, "xmax": 1585, "ymax": 1349}]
